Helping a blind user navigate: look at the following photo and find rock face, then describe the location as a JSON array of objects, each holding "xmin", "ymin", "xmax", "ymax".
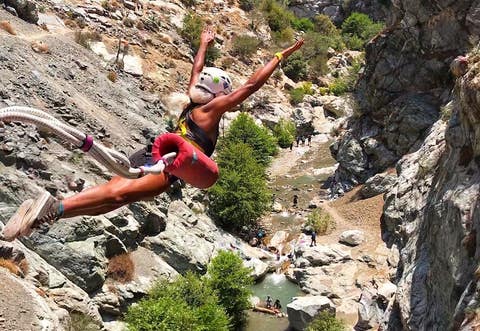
[
  {"xmin": 331, "ymin": 1, "xmax": 477, "ymax": 193},
  {"xmin": 288, "ymin": 0, "xmax": 387, "ymax": 25},
  {"xmin": 379, "ymin": 54, "xmax": 480, "ymax": 328}
]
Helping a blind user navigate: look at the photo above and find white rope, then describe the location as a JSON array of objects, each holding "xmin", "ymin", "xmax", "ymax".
[{"xmin": 0, "ymin": 106, "xmax": 175, "ymax": 178}]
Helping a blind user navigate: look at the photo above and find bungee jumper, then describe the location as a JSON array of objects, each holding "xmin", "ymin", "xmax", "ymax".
[{"xmin": 1, "ymin": 26, "xmax": 304, "ymax": 241}]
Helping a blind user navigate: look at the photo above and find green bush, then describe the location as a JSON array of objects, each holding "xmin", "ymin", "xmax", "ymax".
[
  {"xmin": 328, "ymin": 57, "xmax": 363, "ymax": 95},
  {"xmin": 209, "ymin": 142, "xmax": 272, "ymax": 229},
  {"xmin": 289, "ymin": 87, "xmax": 305, "ymax": 105},
  {"xmin": 306, "ymin": 208, "xmax": 335, "ymax": 235},
  {"xmin": 180, "ymin": 13, "xmax": 220, "ymax": 65},
  {"xmin": 291, "ymin": 17, "xmax": 314, "ymax": 32},
  {"xmin": 207, "ymin": 251, "xmax": 253, "ymax": 328},
  {"xmin": 239, "ymin": 0, "xmax": 256, "ymax": 11},
  {"xmin": 341, "ymin": 12, "xmax": 384, "ymax": 51},
  {"xmin": 272, "ymin": 27, "xmax": 295, "ymax": 46},
  {"xmin": 222, "ymin": 113, "xmax": 277, "ymax": 167},
  {"xmin": 125, "ymin": 273, "xmax": 229, "ymax": 331},
  {"xmin": 283, "ymin": 52, "xmax": 308, "ymax": 81},
  {"xmin": 232, "ymin": 35, "xmax": 261, "ymax": 60},
  {"xmin": 313, "ymin": 14, "xmax": 338, "ymax": 35},
  {"xmin": 306, "ymin": 311, "xmax": 346, "ymax": 331},
  {"xmin": 259, "ymin": 0, "xmax": 294, "ymax": 32},
  {"xmin": 273, "ymin": 118, "xmax": 296, "ymax": 148}
]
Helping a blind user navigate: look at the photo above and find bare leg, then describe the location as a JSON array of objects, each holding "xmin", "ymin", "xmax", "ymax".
[{"xmin": 62, "ymin": 173, "xmax": 172, "ymax": 218}]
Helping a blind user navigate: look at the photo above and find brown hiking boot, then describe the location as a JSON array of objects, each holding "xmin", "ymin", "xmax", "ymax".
[{"xmin": 1, "ymin": 192, "xmax": 61, "ymax": 241}]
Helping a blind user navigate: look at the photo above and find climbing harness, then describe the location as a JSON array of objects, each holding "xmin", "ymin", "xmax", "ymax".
[{"xmin": 0, "ymin": 106, "xmax": 175, "ymax": 178}]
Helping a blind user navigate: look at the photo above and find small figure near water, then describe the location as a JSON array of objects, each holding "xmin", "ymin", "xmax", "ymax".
[
  {"xmin": 274, "ymin": 299, "xmax": 282, "ymax": 310},
  {"xmin": 266, "ymin": 295, "xmax": 273, "ymax": 309}
]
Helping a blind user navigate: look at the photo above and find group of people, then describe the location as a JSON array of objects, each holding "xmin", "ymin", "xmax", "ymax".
[
  {"xmin": 266, "ymin": 296, "xmax": 282, "ymax": 310},
  {"xmin": 289, "ymin": 134, "xmax": 312, "ymax": 150}
]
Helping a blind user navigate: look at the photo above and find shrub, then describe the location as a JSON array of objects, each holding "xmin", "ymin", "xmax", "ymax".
[
  {"xmin": 69, "ymin": 312, "xmax": 101, "ymax": 331},
  {"xmin": 106, "ymin": 253, "xmax": 134, "ymax": 283},
  {"xmin": 259, "ymin": 0, "xmax": 294, "ymax": 32},
  {"xmin": 341, "ymin": 12, "xmax": 384, "ymax": 50},
  {"xmin": 207, "ymin": 251, "xmax": 253, "ymax": 328},
  {"xmin": 232, "ymin": 35, "xmax": 261, "ymax": 60},
  {"xmin": 74, "ymin": 29, "xmax": 102, "ymax": 49},
  {"xmin": 313, "ymin": 14, "xmax": 338, "ymax": 35},
  {"xmin": 107, "ymin": 71, "xmax": 117, "ymax": 82},
  {"xmin": 0, "ymin": 258, "xmax": 21, "ymax": 276},
  {"xmin": 126, "ymin": 273, "xmax": 229, "ymax": 331},
  {"xmin": 239, "ymin": 0, "xmax": 256, "ymax": 11},
  {"xmin": 0, "ymin": 21, "xmax": 16, "ymax": 35},
  {"xmin": 306, "ymin": 311, "xmax": 346, "ymax": 331},
  {"xmin": 180, "ymin": 13, "xmax": 220, "ymax": 65},
  {"xmin": 328, "ymin": 57, "xmax": 363, "ymax": 95},
  {"xmin": 273, "ymin": 118, "xmax": 296, "ymax": 148},
  {"xmin": 283, "ymin": 52, "xmax": 307, "ymax": 81},
  {"xmin": 209, "ymin": 142, "xmax": 272, "ymax": 229},
  {"xmin": 291, "ymin": 17, "xmax": 314, "ymax": 32},
  {"xmin": 306, "ymin": 208, "xmax": 335, "ymax": 235},
  {"xmin": 289, "ymin": 87, "xmax": 305, "ymax": 105},
  {"xmin": 272, "ymin": 27, "xmax": 295, "ymax": 46}
]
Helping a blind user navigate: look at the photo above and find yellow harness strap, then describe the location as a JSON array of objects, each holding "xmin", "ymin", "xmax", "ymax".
[{"xmin": 176, "ymin": 120, "xmax": 205, "ymax": 153}]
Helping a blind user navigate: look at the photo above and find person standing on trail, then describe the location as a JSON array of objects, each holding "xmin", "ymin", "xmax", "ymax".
[
  {"xmin": 293, "ymin": 194, "xmax": 299, "ymax": 208},
  {"xmin": 310, "ymin": 230, "xmax": 317, "ymax": 247},
  {"xmin": 2, "ymin": 26, "xmax": 304, "ymax": 241}
]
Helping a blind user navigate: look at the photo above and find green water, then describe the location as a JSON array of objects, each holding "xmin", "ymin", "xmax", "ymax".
[
  {"xmin": 251, "ymin": 273, "xmax": 303, "ymax": 313},
  {"xmin": 245, "ymin": 273, "xmax": 303, "ymax": 331}
]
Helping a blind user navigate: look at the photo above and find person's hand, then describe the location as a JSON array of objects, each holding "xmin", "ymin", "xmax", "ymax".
[
  {"xmin": 281, "ymin": 38, "xmax": 304, "ymax": 59},
  {"xmin": 200, "ymin": 26, "xmax": 215, "ymax": 46}
]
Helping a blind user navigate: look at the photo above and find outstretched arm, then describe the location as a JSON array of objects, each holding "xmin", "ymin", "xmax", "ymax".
[
  {"xmin": 188, "ymin": 26, "xmax": 215, "ymax": 92},
  {"xmin": 201, "ymin": 38, "xmax": 304, "ymax": 116}
]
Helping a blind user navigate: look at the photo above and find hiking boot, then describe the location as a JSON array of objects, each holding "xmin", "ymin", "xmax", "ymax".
[{"xmin": 1, "ymin": 192, "xmax": 61, "ymax": 241}]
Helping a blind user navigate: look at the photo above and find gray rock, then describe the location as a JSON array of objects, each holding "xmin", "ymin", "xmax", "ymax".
[
  {"xmin": 287, "ymin": 296, "xmax": 336, "ymax": 331},
  {"xmin": 360, "ymin": 173, "xmax": 397, "ymax": 198},
  {"xmin": 339, "ymin": 230, "xmax": 365, "ymax": 246},
  {"xmin": 4, "ymin": 0, "xmax": 38, "ymax": 23}
]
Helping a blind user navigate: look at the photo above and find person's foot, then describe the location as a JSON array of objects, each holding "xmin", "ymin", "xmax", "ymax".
[{"xmin": 1, "ymin": 192, "xmax": 61, "ymax": 241}]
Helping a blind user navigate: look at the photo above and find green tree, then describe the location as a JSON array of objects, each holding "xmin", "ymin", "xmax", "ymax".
[
  {"xmin": 341, "ymin": 12, "xmax": 384, "ymax": 50},
  {"xmin": 222, "ymin": 113, "xmax": 277, "ymax": 167},
  {"xmin": 273, "ymin": 118, "xmax": 296, "ymax": 148},
  {"xmin": 125, "ymin": 273, "xmax": 230, "ymax": 331},
  {"xmin": 207, "ymin": 251, "xmax": 253, "ymax": 328},
  {"xmin": 180, "ymin": 13, "xmax": 220, "ymax": 64},
  {"xmin": 209, "ymin": 142, "xmax": 272, "ymax": 228},
  {"xmin": 306, "ymin": 311, "xmax": 346, "ymax": 331}
]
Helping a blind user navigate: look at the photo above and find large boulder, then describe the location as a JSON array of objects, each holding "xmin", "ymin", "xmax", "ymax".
[
  {"xmin": 339, "ymin": 230, "xmax": 365, "ymax": 246},
  {"xmin": 4, "ymin": 0, "xmax": 39, "ymax": 23},
  {"xmin": 287, "ymin": 295, "xmax": 336, "ymax": 331}
]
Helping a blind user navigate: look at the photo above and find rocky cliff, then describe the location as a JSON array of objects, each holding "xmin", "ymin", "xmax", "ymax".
[
  {"xmin": 332, "ymin": 0, "xmax": 480, "ymax": 329},
  {"xmin": 331, "ymin": 0, "xmax": 477, "ymax": 193}
]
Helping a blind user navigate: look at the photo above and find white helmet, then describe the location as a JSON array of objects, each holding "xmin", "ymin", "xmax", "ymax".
[{"xmin": 196, "ymin": 67, "xmax": 233, "ymax": 96}]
